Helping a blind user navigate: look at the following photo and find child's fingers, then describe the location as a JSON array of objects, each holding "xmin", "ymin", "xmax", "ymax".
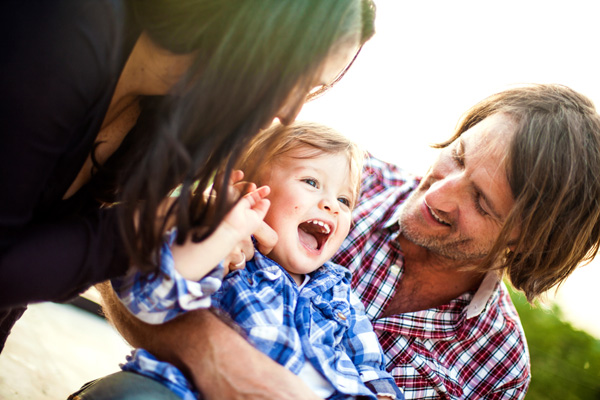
[
  {"xmin": 242, "ymin": 185, "xmax": 270, "ymax": 207},
  {"xmin": 254, "ymin": 185, "xmax": 270, "ymax": 198},
  {"xmin": 223, "ymin": 238, "xmax": 254, "ymax": 274},
  {"xmin": 234, "ymin": 181, "xmax": 256, "ymax": 197},
  {"xmin": 253, "ymin": 199, "xmax": 270, "ymax": 220},
  {"xmin": 227, "ymin": 251, "xmax": 246, "ymax": 273},
  {"xmin": 254, "ymin": 221, "xmax": 278, "ymax": 256},
  {"xmin": 229, "ymin": 170, "xmax": 244, "ymax": 185}
]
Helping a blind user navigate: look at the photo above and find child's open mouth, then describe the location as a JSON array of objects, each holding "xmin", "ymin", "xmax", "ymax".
[{"xmin": 298, "ymin": 219, "xmax": 332, "ymax": 251}]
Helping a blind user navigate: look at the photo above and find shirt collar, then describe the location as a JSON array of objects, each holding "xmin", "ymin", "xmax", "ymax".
[
  {"xmin": 465, "ymin": 271, "xmax": 501, "ymax": 319},
  {"xmin": 372, "ymin": 247, "xmax": 501, "ymax": 338},
  {"xmin": 383, "ymin": 203, "xmax": 406, "ymax": 230}
]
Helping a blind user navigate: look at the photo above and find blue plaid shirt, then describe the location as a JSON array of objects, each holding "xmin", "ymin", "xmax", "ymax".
[
  {"xmin": 111, "ymin": 230, "xmax": 224, "ymax": 324},
  {"xmin": 212, "ymin": 250, "xmax": 403, "ymax": 400},
  {"xmin": 115, "ymin": 242, "xmax": 403, "ymax": 399}
]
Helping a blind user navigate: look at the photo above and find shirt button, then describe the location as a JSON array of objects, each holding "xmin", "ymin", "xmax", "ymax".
[
  {"xmin": 390, "ymin": 264, "xmax": 401, "ymax": 275},
  {"xmin": 337, "ymin": 312, "xmax": 347, "ymax": 320}
]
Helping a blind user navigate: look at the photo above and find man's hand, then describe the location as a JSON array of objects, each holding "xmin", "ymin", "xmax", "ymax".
[{"xmin": 98, "ymin": 282, "xmax": 322, "ymax": 400}]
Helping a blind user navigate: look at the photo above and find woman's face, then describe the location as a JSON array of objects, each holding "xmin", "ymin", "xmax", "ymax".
[{"xmin": 275, "ymin": 36, "xmax": 361, "ymax": 125}]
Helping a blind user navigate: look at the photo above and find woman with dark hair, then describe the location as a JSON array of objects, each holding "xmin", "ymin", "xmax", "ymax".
[{"xmin": 0, "ymin": 0, "xmax": 376, "ymax": 351}]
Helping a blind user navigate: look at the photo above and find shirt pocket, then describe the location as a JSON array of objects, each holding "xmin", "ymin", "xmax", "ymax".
[{"xmin": 310, "ymin": 298, "xmax": 352, "ymax": 347}]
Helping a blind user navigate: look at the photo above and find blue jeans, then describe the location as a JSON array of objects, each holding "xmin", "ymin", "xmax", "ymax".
[{"xmin": 68, "ymin": 371, "xmax": 183, "ymax": 400}]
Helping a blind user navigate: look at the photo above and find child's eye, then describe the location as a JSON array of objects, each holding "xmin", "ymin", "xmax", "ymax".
[
  {"xmin": 302, "ymin": 178, "xmax": 318, "ymax": 188},
  {"xmin": 338, "ymin": 197, "xmax": 351, "ymax": 207}
]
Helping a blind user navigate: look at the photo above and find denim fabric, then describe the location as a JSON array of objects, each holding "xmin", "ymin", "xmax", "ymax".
[{"xmin": 68, "ymin": 371, "xmax": 183, "ymax": 400}]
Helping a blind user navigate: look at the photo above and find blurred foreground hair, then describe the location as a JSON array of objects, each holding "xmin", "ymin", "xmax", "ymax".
[{"xmin": 115, "ymin": 0, "xmax": 376, "ymax": 271}]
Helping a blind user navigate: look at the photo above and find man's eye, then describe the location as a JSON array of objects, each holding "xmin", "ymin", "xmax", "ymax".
[
  {"xmin": 303, "ymin": 178, "xmax": 318, "ymax": 188},
  {"xmin": 452, "ymin": 145, "xmax": 465, "ymax": 167},
  {"xmin": 338, "ymin": 197, "xmax": 351, "ymax": 207},
  {"xmin": 474, "ymin": 192, "xmax": 489, "ymax": 217}
]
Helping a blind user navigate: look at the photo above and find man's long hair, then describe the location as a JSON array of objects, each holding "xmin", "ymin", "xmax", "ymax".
[{"xmin": 436, "ymin": 84, "xmax": 600, "ymax": 301}]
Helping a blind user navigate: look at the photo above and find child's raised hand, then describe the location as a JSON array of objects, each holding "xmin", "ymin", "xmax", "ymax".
[
  {"xmin": 220, "ymin": 171, "xmax": 271, "ymax": 274},
  {"xmin": 170, "ymin": 171, "xmax": 270, "ymax": 281},
  {"xmin": 228, "ymin": 170, "xmax": 278, "ymax": 258},
  {"xmin": 221, "ymin": 183, "xmax": 271, "ymax": 242}
]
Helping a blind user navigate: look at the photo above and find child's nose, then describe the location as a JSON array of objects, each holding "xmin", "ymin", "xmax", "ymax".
[{"xmin": 319, "ymin": 196, "xmax": 339, "ymax": 214}]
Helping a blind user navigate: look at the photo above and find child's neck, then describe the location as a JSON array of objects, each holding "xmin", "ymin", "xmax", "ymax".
[{"xmin": 290, "ymin": 272, "xmax": 305, "ymax": 286}]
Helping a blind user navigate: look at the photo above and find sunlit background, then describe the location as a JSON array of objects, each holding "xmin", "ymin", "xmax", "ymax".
[
  {"xmin": 299, "ymin": 0, "xmax": 600, "ymax": 339},
  {"xmin": 2, "ymin": 2, "xmax": 599, "ymax": 399}
]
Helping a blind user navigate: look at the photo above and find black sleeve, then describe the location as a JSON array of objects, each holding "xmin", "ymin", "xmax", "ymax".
[
  {"xmin": 0, "ymin": 1, "xmax": 131, "ymax": 307},
  {"xmin": 0, "ymin": 206, "xmax": 130, "ymax": 306}
]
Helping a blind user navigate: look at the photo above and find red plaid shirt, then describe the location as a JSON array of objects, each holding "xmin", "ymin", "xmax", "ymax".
[{"xmin": 332, "ymin": 155, "xmax": 530, "ymax": 400}]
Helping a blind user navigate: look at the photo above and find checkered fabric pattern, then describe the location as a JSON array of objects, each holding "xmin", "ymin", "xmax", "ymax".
[
  {"xmin": 212, "ymin": 250, "xmax": 403, "ymax": 400},
  {"xmin": 332, "ymin": 155, "xmax": 530, "ymax": 399},
  {"xmin": 111, "ymin": 230, "xmax": 224, "ymax": 324},
  {"xmin": 121, "ymin": 349, "xmax": 200, "ymax": 400},
  {"xmin": 115, "ymin": 232, "xmax": 403, "ymax": 399}
]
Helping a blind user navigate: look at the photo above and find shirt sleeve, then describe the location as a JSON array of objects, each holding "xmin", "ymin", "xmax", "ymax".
[
  {"xmin": 0, "ymin": 1, "xmax": 133, "ymax": 306},
  {"xmin": 344, "ymin": 290, "xmax": 405, "ymax": 400},
  {"xmin": 482, "ymin": 378, "xmax": 530, "ymax": 400},
  {"xmin": 111, "ymin": 230, "xmax": 224, "ymax": 325},
  {"xmin": 120, "ymin": 348, "xmax": 200, "ymax": 400}
]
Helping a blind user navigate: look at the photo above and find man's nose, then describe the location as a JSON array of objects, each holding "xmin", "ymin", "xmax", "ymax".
[{"xmin": 424, "ymin": 173, "xmax": 466, "ymax": 213}]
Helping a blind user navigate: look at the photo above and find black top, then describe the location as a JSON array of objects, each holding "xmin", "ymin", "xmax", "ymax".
[{"xmin": 0, "ymin": 0, "xmax": 142, "ymax": 307}]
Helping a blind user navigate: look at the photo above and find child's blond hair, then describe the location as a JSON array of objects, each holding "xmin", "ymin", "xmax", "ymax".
[{"xmin": 237, "ymin": 121, "xmax": 364, "ymax": 206}]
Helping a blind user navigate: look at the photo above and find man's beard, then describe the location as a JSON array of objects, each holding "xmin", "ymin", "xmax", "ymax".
[{"xmin": 398, "ymin": 193, "xmax": 491, "ymax": 262}]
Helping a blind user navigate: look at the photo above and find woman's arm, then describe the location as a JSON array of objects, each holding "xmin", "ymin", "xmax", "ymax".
[
  {"xmin": 0, "ymin": 1, "xmax": 132, "ymax": 307},
  {"xmin": 98, "ymin": 282, "xmax": 322, "ymax": 400}
]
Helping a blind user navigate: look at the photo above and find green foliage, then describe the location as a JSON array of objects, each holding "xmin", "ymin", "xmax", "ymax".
[{"xmin": 508, "ymin": 286, "xmax": 600, "ymax": 400}]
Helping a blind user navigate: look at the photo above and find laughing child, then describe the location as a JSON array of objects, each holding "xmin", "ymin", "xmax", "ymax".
[{"xmin": 112, "ymin": 121, "xmax": 403, "ymax": 400}]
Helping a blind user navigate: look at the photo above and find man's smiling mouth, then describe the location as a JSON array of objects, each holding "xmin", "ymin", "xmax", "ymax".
[
  {"xmin": 428, "ymin": 205, "xmax": 451, "ymax": 226},
  {"xmin": 298, "ymin": 219, "xmax": 332, "ymax": 251}
]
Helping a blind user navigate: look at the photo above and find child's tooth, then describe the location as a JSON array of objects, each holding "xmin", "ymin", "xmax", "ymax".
[{"xmin": 306, "ymin": 220, "xmax": 331, "ymax": 234}]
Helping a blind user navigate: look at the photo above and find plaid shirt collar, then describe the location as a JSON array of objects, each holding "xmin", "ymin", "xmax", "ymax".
[{"xmin": 372, "ymin": 222, "xmax": 502, "ymax": 340}]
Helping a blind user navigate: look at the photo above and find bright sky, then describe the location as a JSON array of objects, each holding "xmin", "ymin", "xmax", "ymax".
[
  {"xmin": 299, "ymin": 0, "xmax": 600, "ymax": 337},
  {"xmin": 300, "ymin": 0, "xmax": 600, "ymax": 174}
]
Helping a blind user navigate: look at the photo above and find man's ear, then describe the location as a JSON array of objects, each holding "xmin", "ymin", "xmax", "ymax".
[
  {"xmin": 506, "ymin": 223, "xmax": 521, "ymax": 252},
  {"xmin": 506, "ymin": 237, "xmax": 518, "ymax": 253}
]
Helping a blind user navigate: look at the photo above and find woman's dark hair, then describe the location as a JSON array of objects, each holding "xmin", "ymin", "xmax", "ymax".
[
  {"xmin": 436, "ymin": 84, "xmax": 600, "ymax": 301},
  {"xmin": 118, "ymin": 0, "xmax": 376, "ymax": 271}
]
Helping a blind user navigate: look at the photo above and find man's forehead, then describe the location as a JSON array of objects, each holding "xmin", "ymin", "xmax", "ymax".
[
  {"xmin": 462, "ymin": 113, "xmax": 517, "ymax": 220},
  {"xmin": 464, "ymin": 113, "xmax": 516, "ymax": 146}
]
